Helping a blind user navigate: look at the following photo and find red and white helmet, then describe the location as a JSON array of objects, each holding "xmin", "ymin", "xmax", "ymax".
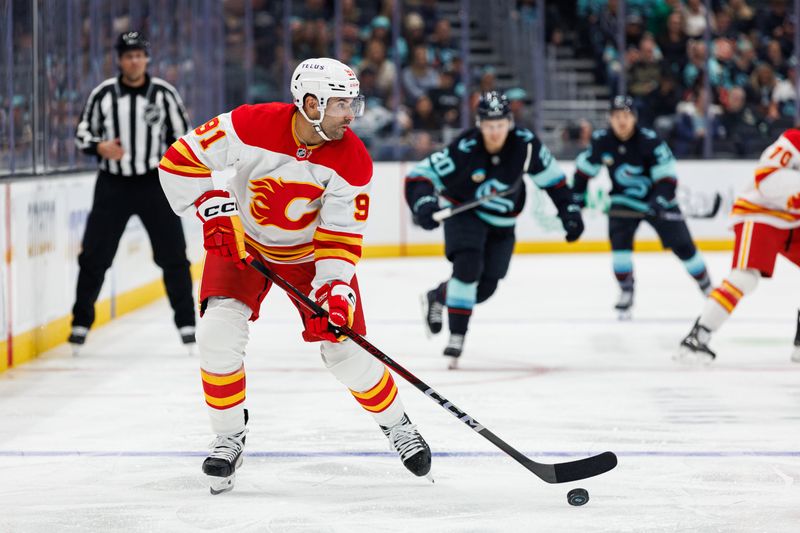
[{"xmin": 291, "ymin": 58, "xmax": 364, "ymax": 141}]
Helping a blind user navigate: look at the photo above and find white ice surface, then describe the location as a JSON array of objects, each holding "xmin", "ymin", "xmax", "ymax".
[{"xmin": 2, "ymin": 252, "xmax": 800, "ymax": 532}]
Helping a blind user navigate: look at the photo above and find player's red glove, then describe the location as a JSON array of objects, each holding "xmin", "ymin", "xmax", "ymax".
[
  {"xmin": 302, "ymin": 281, "xmax": 356, "ymax": 343},
  {"xmin": 195, "ymin": 190, "xmax": 246, "ymax": 269}
]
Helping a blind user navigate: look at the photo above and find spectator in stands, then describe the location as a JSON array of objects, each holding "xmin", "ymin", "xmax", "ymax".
[
  {"xmin": 429, "ymin": 19, "xmax": 458, "ymax": 69},
  {"xmin": 429, "ymin": 69, "xmax": 461, "ymax": 128},
  {"xmin": 506, "ymin": 88, "xmax": 535, "ymax": 131},
  {"xmin": 415, "ymin": 0, "xmax": 440, "ymax": 34},
  {"xmin": 757, "ymin": 0, "xmax": 791, "ymax": 45},
  {"xmin": 349, "ymin": 68, "xmax": 394, "ymax": 147},
  {"xmin": 718, "ymin": 85, "xmax": 760, "ymax": 155},
  {"xmin": 714, "ymin": 8, "xmax": 739, "ymax": 40},
  {"xmin": 658, "ymin": 11, "xmax": 688, "ymax": 79},
  {"xmin": 747, "ymin": 63, "xmax": 781, "ymax": 122},
  {"xmin": 682, "ymin": 0, "xmax": 713, "ymax": 39},
  {"xmin": 674, "ymin": 88, "xmax": 721, "ymax": 156},
  {"xmin": 402, "ymin": 45, "xmax": 440, "ymax": 105},
  {"xmin": 358, "ymin": 39, "xmax": 397, "ymax": 101},
  {"xmin": 559, "ymin": 118, "xmax": 593, "ymax": 158},
  {"xmin": 298, "ymin": 0, "xmax": 331, "ymax": 21},
  {"xmin": 366, "ymin": 16, "xmax": 392, "ymax": 50},
  {"xmin": 624, "ymin": 13, "xmax": 646, "ymax": 48},
  {"xmin": 596, "ymin": 0, "xmax": 620, "ymax": 48},
  {"xmin": 341, "ymin": 0, "xmax": 372, "ymax": 28},
  {"xmin": 628, "ymin": 34, "xmax": 663, "ymax": 126},
  {"xmin": 734, "ymin": 37, "xmax": 758, "ymax": 86},
  {"xmin": 477, "ymin": 67, "xmax": 497, "ymax": 94},
  {"xmin": 683, "ymin": 39, "xmax": 708, "ymax": 89},
  {"xmin": 404, "ymin": 12, "xmax": 427, "ymax": 51},
  {"xmin": 764, "ymin": 39, "xmax": 789, "ymax": 78},
  {"xmin": 650, "ymin": 71, "xmax": 683, "ymax": 134},
  {"xmin": 728, "ymin": 0, "xmax": 756, "ymax": 35},
  {"xmin": 708, "ymin": 38, "xmax": 738, "ymax": 94},
  {"xmin": 411, "ymin": 95, "xmax": 440, "ymax": 131},
  {"xmin": 770, "ymin": 63, "xmax": 797, "ymax": 119},
  {"xmin": 409, "ymin": 130, "xmax": 437, "ymax": 161}
]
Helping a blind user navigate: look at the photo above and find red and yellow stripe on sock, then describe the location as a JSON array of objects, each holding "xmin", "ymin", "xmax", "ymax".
[
  {"xmin": 709, "ymin": 280, "xmax": 743, "ymax": 313},
  {"xmin": 350, "ymin": 368, "xmax": 398, "ymax": 413},
  {"xmin": 201, "ymin": 366, "xmax": 246, "ymax": 410}
]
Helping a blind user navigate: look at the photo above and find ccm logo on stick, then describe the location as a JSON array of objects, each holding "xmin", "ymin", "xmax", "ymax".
[{"xmin": 203, "ymin": 202, "xmax": 236, "ymax": 218}]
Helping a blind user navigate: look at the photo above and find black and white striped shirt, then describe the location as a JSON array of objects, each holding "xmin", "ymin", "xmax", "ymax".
[{"xmin": 75, "ymin": 74, "xmax": 190, "ymax": 176}]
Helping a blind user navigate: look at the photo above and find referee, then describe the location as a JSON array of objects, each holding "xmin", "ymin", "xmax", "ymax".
[{"xmin": 70, "ymin": 31, "xmax": 196, "ymax": 354}]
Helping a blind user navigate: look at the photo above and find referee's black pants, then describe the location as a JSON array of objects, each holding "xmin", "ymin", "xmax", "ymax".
[{"xmin": 71, "ymin": 169, "xmax": 196, "ymax": 331}]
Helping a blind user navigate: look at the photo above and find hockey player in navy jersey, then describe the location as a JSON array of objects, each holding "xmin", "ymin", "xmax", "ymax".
[
  {"xmin": 571, "ymin": 95, "xmax": 711, "ymax": 319},
  {"xmin": 404, "ymin": 91, "xmax": 583, "ymax": 368}
]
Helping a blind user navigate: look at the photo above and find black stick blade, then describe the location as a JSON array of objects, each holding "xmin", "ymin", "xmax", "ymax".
[{"xmin": 525, "ymin": 451, "xmax": 618, "ymax": 484}]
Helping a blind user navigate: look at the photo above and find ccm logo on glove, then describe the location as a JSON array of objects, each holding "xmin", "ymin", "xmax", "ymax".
[{"xmin": 202, "ymin": 201, "xmax": 237, "ymax": 219}]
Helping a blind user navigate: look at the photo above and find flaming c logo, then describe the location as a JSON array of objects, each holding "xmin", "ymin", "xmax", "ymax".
[
  {"xmin": 788, "ymin": 192, "xmax": 800, "ymax": 210},
  {"xmin": 249, "ymin": 177, "xmax": 324, "ymax": 230}
]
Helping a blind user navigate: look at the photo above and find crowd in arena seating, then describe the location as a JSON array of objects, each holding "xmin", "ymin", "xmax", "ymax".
[
  {"xmin": 579, "ymin": 0, "xmax": 798, "ymax": 157},
  {"xmin": 228, "ymin": 0, "xmax": 491, "ymax": 159}
]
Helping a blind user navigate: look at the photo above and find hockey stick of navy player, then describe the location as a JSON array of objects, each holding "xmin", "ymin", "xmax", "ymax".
[
  {"xmin": 607, "ymin": 192, "xmax": 722, "ymax": 221},
  {"xmin": 244, "ymin": 255, "xmax": 618, "ymax": 484},
  {"xmin": 432, "ymin": 186, "xmax": 520, "ymax": 222}
]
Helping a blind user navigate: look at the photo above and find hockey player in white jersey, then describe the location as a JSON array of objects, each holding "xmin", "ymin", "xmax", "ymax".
[
  {"xmin": 158, "ymin": 58, "xmax": 431, "ymax": 494},
  {"xmin": 679, "ymin": 129, "xmax": 800, "ymax": 363}
]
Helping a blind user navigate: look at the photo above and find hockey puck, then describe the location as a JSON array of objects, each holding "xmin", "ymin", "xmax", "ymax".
[{"xmin": 567, "ymin": 488, "xmax": 589, "ymax": 506}]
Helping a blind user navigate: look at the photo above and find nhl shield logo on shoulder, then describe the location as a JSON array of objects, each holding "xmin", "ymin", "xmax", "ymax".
[
  {"xmin": 296, "ymin": 147, "xmax": 308, "ymax": 159},
  {"xmin": 471, "ymin": 170, "xmax": 486, "ymax": 183},
  {"xmin": 602, "ymin": 153, "xmax": 614, "ymax": 166}
]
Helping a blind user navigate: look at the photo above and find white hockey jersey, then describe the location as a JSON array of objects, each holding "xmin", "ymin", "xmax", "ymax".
[
  {"xmin": 731, "ymin": 129, "xmax": 800, "ymax": 229},
  {"xmin": 158, "ymin": 102, "xmax": 373, "ymax": 288}
]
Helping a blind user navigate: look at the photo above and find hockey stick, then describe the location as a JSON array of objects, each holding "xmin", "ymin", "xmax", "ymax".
[
  {"xmin": 607, "ymin": 193, "xmax": 722, "ymax": 221},
  {"xmin": 432, "ymin": 186, "xmax": 519, "ymax": 222},
  {"xmin": 245, "ymin": 255, "xmax": 618, "ymax": 484}
]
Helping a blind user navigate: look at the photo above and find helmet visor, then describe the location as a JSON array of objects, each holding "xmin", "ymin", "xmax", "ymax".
[{"xmin": 325, "ymin": 95, "xmax": 365, "ymax": 118}]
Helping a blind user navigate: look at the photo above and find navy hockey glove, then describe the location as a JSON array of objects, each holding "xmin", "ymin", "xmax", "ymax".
[
  {"xmin": 412, "ymin": 195, "xmax": 440, "ymax": 230},
  {"xmin": 557, "ymin": 204, "xmax": 584, "ymax": 243},
  {"xmin": 649, "ymin": 179, "xmax": 679, "ymax": 219}
]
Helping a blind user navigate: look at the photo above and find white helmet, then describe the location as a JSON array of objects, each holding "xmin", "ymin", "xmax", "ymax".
[{"xmin": 291, "ymin": 58, "xmax": 365, "ymax": 141}]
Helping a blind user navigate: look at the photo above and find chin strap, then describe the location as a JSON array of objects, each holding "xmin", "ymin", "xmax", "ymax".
[{"xmin": 297, "ymin": 107, "xmax": 332, "ymax": 142}]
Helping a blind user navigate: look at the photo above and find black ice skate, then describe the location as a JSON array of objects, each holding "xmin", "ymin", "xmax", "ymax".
[
  {"xmin": 68, "ymin": 326, "xmax": 89, "ymax": 356},
  {"xmin": 443, "ymin": 333, "xmax": 464, "ymax": 370},
  {"xmin": 677, "ymin": 319, "xmax": 716, "ymax": 364},
  {"xmin": 380, "ymin": 414, "xmax": 432, "ymax": 481},
  {"xmin": 203, "ymin": 410, "xmax": 249, "ymax": 495},
  {"xmin": 420, "ymin": 289, "xmax": 444, "ymax": 337},
  {"xmin": 179, "ymin": 326, "xmax": 197, "ymax": 355},
  {"xmin": 614, "ymin": 290, "xmax": 634, "ymax": 321}
]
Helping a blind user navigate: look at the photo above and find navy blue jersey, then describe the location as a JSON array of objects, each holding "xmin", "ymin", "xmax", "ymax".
[
  {"xmin": 574, "ymin": 126, "xmax": 677, "ymax": 212},
  {"xmin": 405, "ymin": 127, "xmax": 566, "ymax": 227}
]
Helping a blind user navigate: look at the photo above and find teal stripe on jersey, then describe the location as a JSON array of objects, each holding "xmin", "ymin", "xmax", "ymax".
[
  {"xmin": 408, "ymin": 159, "xmax": 445, "ymax": 191},
  {"xmin": 651, "ymin": 160, "xmax": 677, "ymax": 181},
  {"xmin": 576, "ymin": 151, "xmax": 601, "ymax": 177},
  {"xmin": 528, "ymin": 162, "xmax": 565, "ymax": 188}
]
